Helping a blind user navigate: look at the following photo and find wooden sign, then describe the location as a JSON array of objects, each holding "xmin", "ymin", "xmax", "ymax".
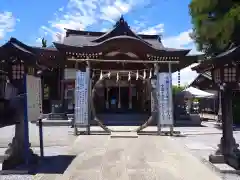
[{"xmin": 26, "ymin": 75, "xmax": 42, "ymax": 122}]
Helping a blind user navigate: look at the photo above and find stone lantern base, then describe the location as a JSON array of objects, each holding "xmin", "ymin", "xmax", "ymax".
[
  {"xmin": 2, "ymin": 141, "xmax": 38, "ymax": 170},
  {"xmin": 209, "ymin": 137, "xmax": 240, "ymax": 169},
  {"xmin": 2, "ymin": 122, "xmax": 39, "ymax": 170}
]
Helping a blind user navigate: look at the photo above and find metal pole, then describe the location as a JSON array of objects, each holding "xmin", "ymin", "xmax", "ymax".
[
  {"xmin": 23, "ymin": 74, "xmax": 30, "ymax": 165},
  {"xmin": 38, "ymin": 118, "xmax": 44, "ymax": 157},
  {"xmin": 168, "ymin": 63, "xmax": 174, "ymax": 135}
]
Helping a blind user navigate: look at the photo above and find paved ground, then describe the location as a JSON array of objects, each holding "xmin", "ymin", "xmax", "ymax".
[
  {"xmin": 0, "ymin": 123, "xmax": 76, "ymax": 148},
  {"xmin": 170, "ymin": 121, "xmax": 240, "ymax": 180},
  {"xmin": 0, "ymin": 123, "xmax": 77, "ymax": 180},
  {"xmin": 36, "ymin": 134, "xmax": 222, "ymax": 180},
  {"xmin": 1, "ymin": 118, "xmax": 240, "ymax": 180}
]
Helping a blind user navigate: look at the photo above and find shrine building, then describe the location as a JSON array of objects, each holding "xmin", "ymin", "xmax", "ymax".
[{"xmin": 0, "ymin": 17, "xmax": 198, "ymax": 126}]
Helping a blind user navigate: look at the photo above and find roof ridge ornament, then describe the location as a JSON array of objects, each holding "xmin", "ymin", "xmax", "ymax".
[{"xmin": 115, "ymin": 15, "xmax": 128, "ymax": 27}]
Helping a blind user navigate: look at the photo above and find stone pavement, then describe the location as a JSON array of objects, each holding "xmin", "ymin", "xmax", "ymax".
[
  {"xmin": 0, "ymin": 123, "xmax": 76, "ymax": 180},
  {"xmin": 37, "ymin": 134, "xmax": 222, "ymax": 180}
]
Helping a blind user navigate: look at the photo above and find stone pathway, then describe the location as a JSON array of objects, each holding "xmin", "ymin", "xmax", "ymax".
[{"xmin": 37, "ymin": 135, "xmax": 222, "ymax": 180}]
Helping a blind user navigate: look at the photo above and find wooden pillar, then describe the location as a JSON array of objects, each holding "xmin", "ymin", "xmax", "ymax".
[
  {"xmin": 154, "ymin": 63, "xmax": 160, "ymax": 134},
  {"xmin": 87, "ymin": 62, "xmax": 91, "ymax": 135},
  {"xmin": 168, "ymin": 62, "xmax": 174, "ymax": 135},
  {"xmin": 73, "ymin": 61, "xmax": 78, "ymax": 135},
  {"xmin": 118, "ymin": 81, "xmax": 121, "ymax": 109},
  {"xmin": 129, "ymin": 81, "xmax": 132, "ymax": 109},
  {"xmin": 58, "ymin": 67, "xmax": 61, "ymax": 99}
]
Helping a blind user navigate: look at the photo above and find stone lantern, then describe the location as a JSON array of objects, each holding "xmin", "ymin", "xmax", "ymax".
[{"xmin": 209, "ymin": 61, "xmax": 240, "ymax": 169}]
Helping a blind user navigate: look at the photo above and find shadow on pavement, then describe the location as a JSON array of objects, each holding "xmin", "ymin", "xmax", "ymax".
[{"xmin": 31, "ymin": 155, "xmax": 76, "ymax": 175}]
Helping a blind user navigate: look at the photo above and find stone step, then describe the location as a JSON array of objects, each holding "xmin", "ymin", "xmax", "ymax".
[
  {"xmin": 110, "ymin": 132, "xmax": 138, "ymax": 138},
  {"xmin": 36, "ymin": 119, "xmax": 72, "ymax": 126}
]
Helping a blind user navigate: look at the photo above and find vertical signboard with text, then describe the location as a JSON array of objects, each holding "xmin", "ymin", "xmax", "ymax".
[
  {"xmin": 75, "ymin": 70, "xmax": 89, "ymax": 126},
  {"xmin": 26, "ymin": 75, "xmax": 42, "ymax": 122},
  {"xmin": 157, "ymin": 73, "xmax": 173, "ymax": 126}
]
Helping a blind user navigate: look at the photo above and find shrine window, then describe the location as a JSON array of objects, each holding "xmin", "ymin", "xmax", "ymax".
[{"xmin": 12, "ymin": 64, "xmax": 24, "ymax": 80}]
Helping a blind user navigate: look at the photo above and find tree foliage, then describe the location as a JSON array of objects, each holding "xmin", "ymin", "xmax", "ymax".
[
  {"xmin": 189, "ymin": 0, "xmax": 240, "ymax": 56},
  {"xmin": 172, "ymin": 85, "xmax": 185, "ymax": 96}
]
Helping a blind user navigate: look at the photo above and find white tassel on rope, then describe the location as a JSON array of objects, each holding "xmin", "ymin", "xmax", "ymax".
[
  {"xmin": 107, "ymin": 71, "xmax": 111, "ymax": 79},
  {"xmin": 143, "ymin": 69, "xmax": 146, "ymax": 79},
  {"xmin": 99, "ymin": 70, "xmax": 103, "ymax": 80},
  {"xmin": 116, "ymin": 72, "xmax": 119, "ymax": 82},
  {"xmin": 128, "ymin": 71, "xmax": 131, "ymax": 81},
  {"xmin": 149, "ymin": 69, "xmax": 152, "ymax": 79},
  {"xmin": 136, "ymin": 70, "xmax": 139, "ymax": 80}
]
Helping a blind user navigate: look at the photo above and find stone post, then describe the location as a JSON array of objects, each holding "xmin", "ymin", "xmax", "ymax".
[
  {"xmin": 3, "ymin": 95, "xmax": 37, "ymax": 170},
  {"xmin": 217, "ymin": 90, "xmax": 222, "ymax": 123},
  {"xmin": 209, "ymin": 87, "xmax": 240, "ymax": 168}
]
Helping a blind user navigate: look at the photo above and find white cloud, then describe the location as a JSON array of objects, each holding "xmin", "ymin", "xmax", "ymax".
[
  {"xmin": 0, "ymin": 11, "xmax": 17, "ymax": 40},
  {"xmin": 161, "ymin": 30, "xmax": 201, "ymax": 85},
  {"xmin": 40, "ymin": 0, "xmax": 147, "ymax": 42},
  {"xmin": 138, "ymin": 23, "xmax": 164, "ymax": 35},
  {"xmin": 172, "ymin": 64, "xmax": 199, "ymax": 86}
]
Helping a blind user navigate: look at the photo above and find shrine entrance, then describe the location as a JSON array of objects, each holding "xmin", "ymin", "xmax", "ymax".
[{"xmin": 91, "ymin": 71, "xmax": 157, "ymax": 130}]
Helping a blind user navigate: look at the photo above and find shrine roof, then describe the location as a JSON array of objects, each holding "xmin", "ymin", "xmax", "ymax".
[
  {"xmin": 192, "ymin": 46, "xmax": 240, "ymax": 73},
  {"xmin": 1, "ymin": 37, "xmax": 35, "ymax": 55},
  {"xmin": 188, "ymin": 72, "xmax": 218, "ymax": 90},
  {"xmin": 61, "ymin": 16, "xmax": 189, "ymax": 53}
]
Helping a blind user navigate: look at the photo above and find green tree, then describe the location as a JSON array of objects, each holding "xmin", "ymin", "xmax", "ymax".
[
  {"xmin": 189, "ymin": 0, "xmax": 240, "ymax": 57},
  {"xmin": 172, "ymin": 85, "xmax": 185, "ymax": 96},
  {"xmin": 41, "ymin": 38, "xmax": 47, "ymax": 48}
]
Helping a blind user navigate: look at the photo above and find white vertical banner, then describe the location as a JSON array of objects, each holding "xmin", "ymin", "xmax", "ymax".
[
  {"xmin": 158, "ymin": 73, "xmax": 173, "ymax": 125},
  {"xmin": 26, "ymin": 75, "xmax": 42, "ymax": 122},
  {"xmin": 75, "ymin": 70, "xmax": 89, "ymax": 126}
]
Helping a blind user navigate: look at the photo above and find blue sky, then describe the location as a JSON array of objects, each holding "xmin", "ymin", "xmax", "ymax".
[{"xmin": 0, "ymin": 0, "xmax": 199, "ymax": 85}]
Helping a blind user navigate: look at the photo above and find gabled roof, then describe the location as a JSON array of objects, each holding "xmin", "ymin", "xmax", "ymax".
[
  {"xmin": 188, "ymin": 72, "xmax": 217, "ymax": 90},
  {"xmin": 63, "ymin": 16, "xmax": 190, "ymax": 53},
  {"xmin": 192, "ymin": 46, "xmax": 240, "ymax": 73},
  {"xmin": 91, "ymin": 16, "xmax": 151, "ymax": 45},
  {"xmin": 0, "ymin": 38, "xmax": 58, "ymax": 68},
  {"xmin": 1, "ymin": 37, "xmax": 35, "ymax": 55}
]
